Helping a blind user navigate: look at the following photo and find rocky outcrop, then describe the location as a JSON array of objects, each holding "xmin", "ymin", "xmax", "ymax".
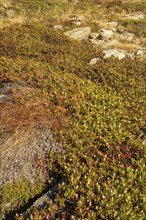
[{"xmin": 62, "ymin": 18, "xmax": 145, "ymax": 61}]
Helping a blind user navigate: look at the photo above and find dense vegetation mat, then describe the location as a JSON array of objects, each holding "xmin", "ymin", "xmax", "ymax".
[{"xmin": 0, "ymin": 19, "xmax": 145, "ymax": 220}]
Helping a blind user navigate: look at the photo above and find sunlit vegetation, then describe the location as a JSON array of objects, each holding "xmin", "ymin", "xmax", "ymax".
[{"xmin": 0, "ymin": 1, "xmax": 146, "ymax": 219}]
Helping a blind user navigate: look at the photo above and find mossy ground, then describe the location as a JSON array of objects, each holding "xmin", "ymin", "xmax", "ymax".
[{"xmin": 0, "ymin": 0, "xmax": 146, "ymax": 219}]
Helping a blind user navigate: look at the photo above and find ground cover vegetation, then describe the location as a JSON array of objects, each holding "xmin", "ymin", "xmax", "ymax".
[{"xmin": 0, "ymin": 0, "xmax": 146, "ymax": 219}]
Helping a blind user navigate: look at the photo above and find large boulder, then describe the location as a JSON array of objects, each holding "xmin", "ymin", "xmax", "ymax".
[{"xmin": 64, "ymin": 27, "xmax": 91, "ymax": 40}]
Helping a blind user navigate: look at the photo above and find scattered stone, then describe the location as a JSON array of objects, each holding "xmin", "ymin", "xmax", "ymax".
[
  {"xmin": 103, "ymin": 49, "xmax": 126, "ymax": 60},
  {"xmin": 89, "ymin": 32, "xmax": 99, "ymax": 40},
  {"xmin": 89, "ymin": 57, "xmax": 100, "ymax": 65},
  {"xmin": 20, "ymin": 180, "xmax": 63, "ymax": 220},
  {"xmin": 77, "ymin": 15, "xmax": 86, "ymax": 21},
  {"xmin": 89, "ymin": 39, "xmax": 104, "ymax": 46},
  {"xmin": 124, "ymin": 13, "xmax": 145, "ymax": 20},
  {"xmin": 107, "ymin": 21, "xmax": 118, "ymax": 28},
  {"xmin": 98, "ymin": 29, "xmax": 114, "ymax": 40},
  {"xmin": 118, "ymin": 32, "xmax": 134, "ymax": 42},
  {"xmin": 102, "ymin": 39, "xmax": 120, "ymax": 49},
  {"xmin": 64, "ymin": 27, "xmax": 91, "ymax": 40},
  {"xmin": 53, "ymin": 25, "xmax": 63, "ymax": 30},
  {"xmin": 135, "ymin": 48, "xmax": 146, "ymax": 57},
  {"xmin": 72, "ymin": 21, "xmax": 82, "ymax": 26}
]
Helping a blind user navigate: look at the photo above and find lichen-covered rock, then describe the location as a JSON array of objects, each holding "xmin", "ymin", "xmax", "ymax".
[
  {"xmin": 135, "ymin": 48, "xmax": 146, "ymax": 57},
  {"xmin": 89, "ymin": 32, "xmax": 99, "ymax": 40},
  {"xmin": 53, "ymin": 25, "xmax": 63, "ymax": 30},
  {"xmin": 89, "ymin": 57, "xmax": 100, "ymax": 65},
  {"xmin": 64, "ymin": 27, "xmax": 91, "ymax": 40},
  {"xmin": 98, "ymin": 29, "xmax": 114, "ymax": 40},
  {"xmin": 103, "ymin": 49, "xmax": 126, "ymax": 60},
  {"xmin": 124, "ymin": 13, "xmax": 145, "ymax": 20},
  {"xmin": 118, "ymin": 32, "xmax": 134, "ymax": 42},
  {"xmin": 107, "ymin": 21, "xmax": 118, "ymax": 28}
]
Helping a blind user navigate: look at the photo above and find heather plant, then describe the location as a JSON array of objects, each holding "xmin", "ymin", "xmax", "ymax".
[{"xmin": 0, "ymin": 2, "xmax": 146, "ymax": 219}]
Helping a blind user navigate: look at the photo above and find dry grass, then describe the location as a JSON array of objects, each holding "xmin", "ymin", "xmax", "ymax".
[
  {"xmin": 116, "ymin": 42, "xmax": 140, "ymax": 52},
  {"xmin": 0, "ymin": 84, "xmax": 70, "ymax": 137},
  {"xmin": 0, "ymin": 83, "xmax": 70, "ymax": 186}
]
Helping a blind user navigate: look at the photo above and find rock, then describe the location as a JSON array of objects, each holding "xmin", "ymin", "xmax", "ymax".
[
  {"xmin": 107, "ymin": 21, "xmax": 118, "ymax": 28},
  {"xmin": 89, "ymin": 32, "xmax": 99, "ymax": 40},
  {"xmin": 77, "ymin": 15, "xmax": 86, "ymax": 21},
  {"xmin": 98, "ymin": 29, "xmax": 114, "ymax": 40},
  {"xmin": 135, "ymin": 48, "xmax": 146, "ymax": 57},
  {"xmin": 72, "ymin": 21, "xmax": 82, "ymax": 26},
  {"xmin": 124, "ymin": 13, "xmax": 145, "ymax": 20},
  {"xmin": 64, "ymin": 27, "xmax": 91, "ymax": 40},
  {"xmin": 103, "ymin": 49, "xmax": 126, "ymax": 60},
  {"xmin": 118, "ymin": 32, "xmax": 134, "ymax": 42},
  {"xmin": 53, "ymin": 25, "xmax": 63, "ymax": 30},
  {"xmin": 70, "ymin": 15, "xmax": 86, "ymax": 21},
  {"xmin": 20, "ymin": 180, "xmax": 63, "ymax": 219},
  {"xmin": 89, "ymin": 39, "xmax": 104, "ymax": 46},
  {"xmin": 102, "ymin": 39, "xmax": 120, "ymax": 48},
  {"xmin": 89, "ymin": 57, "xmax": 100, "ymax": 65}
]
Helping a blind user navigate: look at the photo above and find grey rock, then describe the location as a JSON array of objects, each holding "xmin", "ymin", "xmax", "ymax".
[
  {"xmin": 22, "ymin": 181, "xmax": 63, "ymax": 220},
  {"xmin": 72, "ymin": 21, "xmax": 82, "ymax": 26},
  {"xmin": 89, "ymin": 32, "xmax": 99, "ymax": 40},
  {"xmin": 135, "ymin": 48, "xmax": 146, "ymax": 57},
  {"xmin": 118, "ymin": 32, "xmax": 134, "ymax": 42},
  {"xmin": 89, "ymin": 38, "xmax": 104, "ymax": 46},
  {"xmin": 124, "ymin": 13, "xmax": 145, "ymax": 20},
  {"xmin": 103, "ymin": 49, "xmax": 126, "ymax": 60},
  {"xmin": 77, "ymin": 15, "xmax": 86, "ymax": 20},
  {"xmin": 64, "ymin": 27, "xmax": 91, "ymax": 40},
  {"xmin": 107, "ymin": 21, "xmax": 118, "ymax": 28},
  {"xmin": 98, "ymin": 29, "xmax": 114, "ymax": 40},
  {"xmin": 53, "ymin": 25, "xmax": 63, "ymax": 30},
  {"xmin": 89, "ymin": 57, "xmax": 100, "ymax": 65},
  {"xmin": 102, "ymin": 39, "xmax": 119, "ymax": 49}
]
